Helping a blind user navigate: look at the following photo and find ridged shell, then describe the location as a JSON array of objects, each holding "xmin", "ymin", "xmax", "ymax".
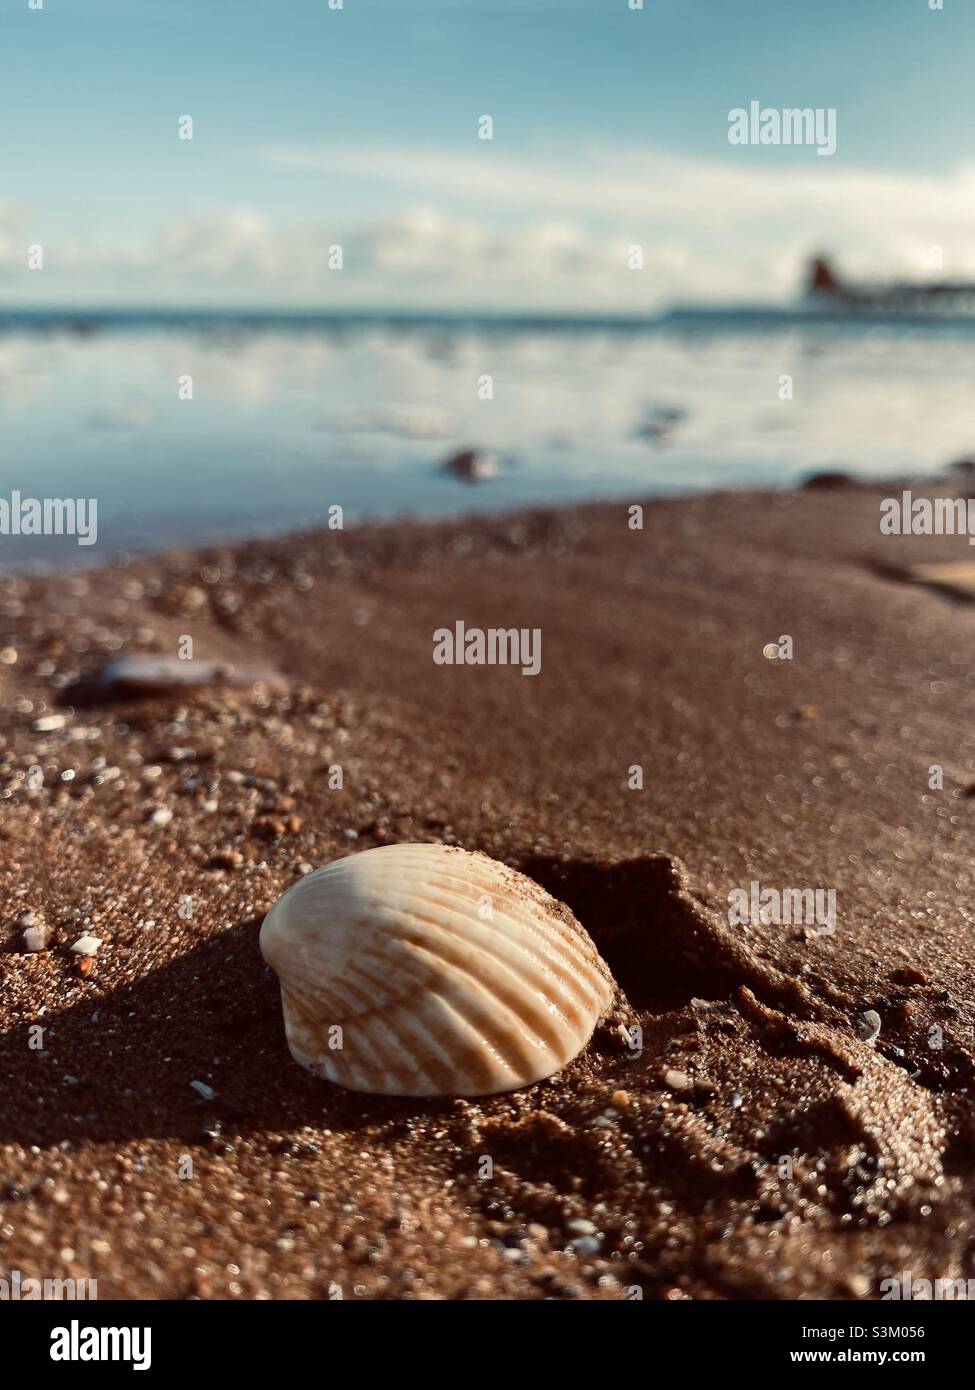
[{"xmin": 260, "ymin": 843, "xmax": 615, "ymax": 1097}]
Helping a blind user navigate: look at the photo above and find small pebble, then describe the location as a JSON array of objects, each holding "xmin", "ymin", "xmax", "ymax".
[
  {"xmin": 212, "ymin": 849, "xmax": 244, "ymax": 869},
  {"xmin": 23, "ymin": 924, "xmax": 50, "ymax": 952},
  {"xmin": 663, "ymin": 1068, "xmax": 693, "ymax": 1092},
  {"xmin": 70, "ymin": 935, "xmax": 103, "ymax": 957},
  {"xmin": 149, "ymin": 806, "xmax": 174, "ymax": 827},
  {"xmin": 565, "ymin": 1218, "xmax": 597, "ymax": 1236},
  {"xmin": 569, "ymin": 1235, "xmax": 602, "ymax": 1257},
  {"xmin": 33, "ymin": 713, "xmax": 66, "ymax": 732}
]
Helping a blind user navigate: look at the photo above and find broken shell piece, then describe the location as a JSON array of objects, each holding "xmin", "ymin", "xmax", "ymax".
[
  {"xmin": 70, "ymin": 935, "xmax": 102, "ymax": 957},
  {"xmin": 859, "ymin": 1009, "xmax": 882, "ymax": 1045},
  {"xmin": 68, "ymin": 653, "xmax": 288, "ymax": 705},
  {"xmin": 260, "ymin": 843, "xmax": 615, "ymax": 1097}
]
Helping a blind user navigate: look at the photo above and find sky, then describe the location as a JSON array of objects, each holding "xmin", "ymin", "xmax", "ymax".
[{"xmin": 1, "ymin": 0, "xmax": 974, "ymax": 311}]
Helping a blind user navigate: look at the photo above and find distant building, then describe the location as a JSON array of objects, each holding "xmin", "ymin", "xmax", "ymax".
[{"xmin": 806, "ymin": 254, "xmax": 975, "ymax": 315}]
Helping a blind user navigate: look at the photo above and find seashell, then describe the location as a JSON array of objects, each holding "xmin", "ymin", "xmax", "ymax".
[
  {"xmin": 260, "ymin": 843, "xmax": 615, "ymax": 1097},
  {"xmin": 65, "ymin": 653, "xmax": 288, "ymax": 706}
]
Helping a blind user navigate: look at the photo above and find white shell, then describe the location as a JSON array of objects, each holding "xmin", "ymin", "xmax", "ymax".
[{"xmin": 260, "ymin": 843, "xmax": 615, "ymax": 1097}]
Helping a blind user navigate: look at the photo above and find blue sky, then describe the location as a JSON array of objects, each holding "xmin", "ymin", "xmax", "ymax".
[{"xmin": 1, "ymin": 0, "xmax": 973, "ymax": 309}]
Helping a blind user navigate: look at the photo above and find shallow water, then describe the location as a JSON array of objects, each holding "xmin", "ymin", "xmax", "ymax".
[{"xmin": 2, "ymin": 311, "xmax": 974, "ymax": 566}]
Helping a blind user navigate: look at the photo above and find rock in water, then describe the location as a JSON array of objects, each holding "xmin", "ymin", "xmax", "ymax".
[{"xmin": 440, "ymin": 449, "xmax": 500, "ymax": 483}]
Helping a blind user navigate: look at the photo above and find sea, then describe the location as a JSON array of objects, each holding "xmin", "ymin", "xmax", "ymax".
[{"xmin": 2, "ymin": 306, "xmax": 974, "ymax": 565}]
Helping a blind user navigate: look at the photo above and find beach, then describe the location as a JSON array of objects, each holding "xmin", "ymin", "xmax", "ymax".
[{"xmin": 2, "ymin": 477, "xmax": 974, "ymax": 1300}]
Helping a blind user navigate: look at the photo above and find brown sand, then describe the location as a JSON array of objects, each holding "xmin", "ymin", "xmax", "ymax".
[{"xmin": 2, "ymin": 480, "xmax": 974, "ymax": 1300}]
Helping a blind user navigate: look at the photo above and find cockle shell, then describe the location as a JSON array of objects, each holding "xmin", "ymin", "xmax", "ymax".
[{"xmin": 259, "ymin": 843, "xmax": 615, "ymax": 1097}]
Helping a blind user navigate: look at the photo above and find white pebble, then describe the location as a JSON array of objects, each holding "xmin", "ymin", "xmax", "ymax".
[
  {"xmin": 565, "ymin": 1218, "xmax": 597, "ymax": 1236},
  {"xmin": 70, "ymin": 935, "xmax": 102, "ymax": 957},
  {"xmin": 33, "ymin": 713, "xmax": 66, "ymax": 732},
  {"xmin": 23, "ymin": 925, "xmax": 49, "ymax": 952},
  {"xmin": 149, "ymin": 806, "xmax": 173, "ymax": 826},
  {"xmin": 664, "ymin": 1068, "xmax": 693, "ymax": 1091}
]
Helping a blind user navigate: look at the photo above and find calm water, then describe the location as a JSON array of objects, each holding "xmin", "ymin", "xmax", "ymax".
[{"xmin": 3, "ymin": 310, "xmax": 975, "ymax": 565}]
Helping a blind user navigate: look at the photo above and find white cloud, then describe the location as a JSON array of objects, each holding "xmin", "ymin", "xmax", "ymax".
[
  {"xmin": 264, "ymin": 140, "xmax": 975, "ymax": 237},
  {"xmin": 5, "ymin": 145, "xmax": 975, "ymax": 309},
  {"xmin": 0, "ymin": 203, "xmax": 29, "ymax": 268}
]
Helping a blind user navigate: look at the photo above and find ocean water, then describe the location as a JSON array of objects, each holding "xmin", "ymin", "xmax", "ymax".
[{"xmin": 2, "ymin": 310, "xmax": 975, "ymax": 565}]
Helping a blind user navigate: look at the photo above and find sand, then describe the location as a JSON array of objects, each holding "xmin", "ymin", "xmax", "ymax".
[{"xmin": 1, "ymin": 478, "xmax": 974, "ymax": 1300}]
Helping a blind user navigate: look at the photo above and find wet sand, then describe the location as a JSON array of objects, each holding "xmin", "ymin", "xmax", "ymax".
[{"xmin": 2, "ymin": 479, "xmax": 974, "ymax": 1300}]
